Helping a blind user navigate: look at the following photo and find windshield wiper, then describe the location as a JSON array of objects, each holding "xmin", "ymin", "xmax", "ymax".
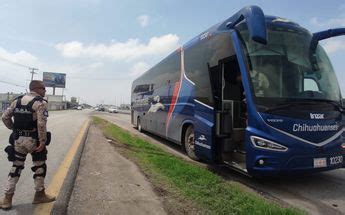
[
  {"xmin": 302, "ymin": 99, "xmax": 345, "ymax": 113},
  {"xmin": 262, "ymin": 99, "xmax": 344, "ymax": 113},
  {"xmin": 262, "ymin": 102, "xmax": 311, "ymax": 112}
]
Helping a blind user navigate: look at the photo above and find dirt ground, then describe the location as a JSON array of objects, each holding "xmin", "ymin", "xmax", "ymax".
[{"xmin": 67, "ymin": 125, "xmax": 167, "ymax": 215}]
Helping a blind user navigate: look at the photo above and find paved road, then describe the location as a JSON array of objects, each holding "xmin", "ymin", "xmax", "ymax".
[
  {"xmin": 94, "ymin": 111, "xmax": 345, "ymax": 215},
  {"xmin": 0, "ymin": 109, "xmax": 91, "ymax": 215}
]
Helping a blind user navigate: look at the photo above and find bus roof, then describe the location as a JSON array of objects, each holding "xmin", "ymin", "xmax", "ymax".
[{"xmin": 183, "ymin": 15, "xmax": 307, "ymax": 50}]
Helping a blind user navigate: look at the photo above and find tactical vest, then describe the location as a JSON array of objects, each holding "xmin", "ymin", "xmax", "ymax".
[{"xmin": 13, "ymin": 95, "xmax": 44, "ymax": 131}]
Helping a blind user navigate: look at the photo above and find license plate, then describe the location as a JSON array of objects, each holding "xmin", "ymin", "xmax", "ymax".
[
  {"xmin": 314, "ymin": 158, "xmax": 327, "ymax": 168},
  {"xmin": 330, "ymin": 156, "xmax": 343, "ymax": 165}
]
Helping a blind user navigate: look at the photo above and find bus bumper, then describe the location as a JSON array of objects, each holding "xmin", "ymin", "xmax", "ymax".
[{"xmin": 247, "ymin": 153, "xmax": 345, "ymax": 177}]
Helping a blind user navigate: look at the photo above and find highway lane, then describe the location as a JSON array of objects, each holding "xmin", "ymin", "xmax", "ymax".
[
  {"xmin": 95, "ymin": 111, "xmax": 345, "ymax": 215},
  {"xmin": 0, "ymin": 109, "xmax": 91, "ymax": 215}
]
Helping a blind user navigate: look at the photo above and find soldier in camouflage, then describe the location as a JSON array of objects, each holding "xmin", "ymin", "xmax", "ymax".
[{"xmin": 0, "ymin": 80, "xmax": 55, "ymax": 209}]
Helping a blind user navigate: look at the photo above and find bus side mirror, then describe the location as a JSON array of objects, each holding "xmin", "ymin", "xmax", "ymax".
[
  {"xmin": 223, "ymin": 5, "xmax": 267, "ymax": 44},
  {"xmin": 310, "ymin": 28, "xmax": 345, "ymax": 71}
]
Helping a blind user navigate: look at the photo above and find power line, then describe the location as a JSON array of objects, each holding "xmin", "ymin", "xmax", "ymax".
[
  {"xmin": 0, "ymin": 55, "xmax": 40, "ymax": 83},
  {"xmin": 0, "ymin": 55, "xmax": 31, "ymax": 69},
  {"xmin": 0, "ymin": 56, "xmax": 47, "ymax": 81},
  {"xmin": 0, "ymin": 80, "xmax": 26, "ymax": 88},
  {"xmin": 0, "ymin": 55, "xmax": 134, "ymax": 82}
]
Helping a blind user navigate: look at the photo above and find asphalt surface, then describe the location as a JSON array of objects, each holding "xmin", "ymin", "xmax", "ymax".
[
  {"xmin": 0, "ymin": 109, "xmax": 91, "ymax": 215},
  {"xmin": 94, "ymin": 111, "xmax": 345, "ymax": 215}
]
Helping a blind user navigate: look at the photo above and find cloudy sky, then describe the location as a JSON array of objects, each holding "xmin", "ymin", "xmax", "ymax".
[{"xmin": 0, "ymin": 0, "xmax": 344, "ymax": 105}]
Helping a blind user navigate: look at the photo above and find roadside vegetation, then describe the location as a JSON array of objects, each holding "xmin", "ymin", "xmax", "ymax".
[{"xmin": 93, "ymin": 116, "xmax": 303, "ymax": 215}]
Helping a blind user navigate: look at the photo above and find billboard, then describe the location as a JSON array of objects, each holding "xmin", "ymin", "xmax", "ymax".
[{"xmin": 43, "ymin": 72, "xmax": 66, "ymax": 88}]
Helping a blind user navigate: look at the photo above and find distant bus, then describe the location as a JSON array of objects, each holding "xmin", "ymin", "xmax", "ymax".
[{"xmin": 131, "ymin": 6, "xmax": 345, "ymax": 176}]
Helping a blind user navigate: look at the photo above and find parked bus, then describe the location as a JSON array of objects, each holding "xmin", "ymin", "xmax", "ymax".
[{"xmin": 131, "ymin": 5, "xmax": 345, "ymax": 176}]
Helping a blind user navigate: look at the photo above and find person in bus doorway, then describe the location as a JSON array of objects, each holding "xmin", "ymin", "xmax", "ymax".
[
  {"xmin": 250, "ymin": 69, "xmax": 270, "ymax": 96},
  {"xmin": 0, "ymin": 80, "xmax": 55, "ymax": 210}
]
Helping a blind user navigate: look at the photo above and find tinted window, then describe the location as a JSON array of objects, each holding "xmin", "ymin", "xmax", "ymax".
[
  {"xmin": 138, "ymin": 51, "xmax": 181, "ymax": 90},
  {"xmin": 185, "ymin": 33, "xmax": 234, "ymax": 106},
  {"xmin": 133, "ymin": 84, "xmax": 151, "ymax": 93}
]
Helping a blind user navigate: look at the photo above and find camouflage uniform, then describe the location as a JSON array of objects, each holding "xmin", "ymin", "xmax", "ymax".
[{"xmin": 1, "ymin": 92, "xmax": 48, "ymax": 195}]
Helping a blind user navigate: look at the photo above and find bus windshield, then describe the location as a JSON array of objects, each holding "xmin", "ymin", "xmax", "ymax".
[{"xmin": 237, "ymin": 22, "xmax": 342, "ymax": 112}]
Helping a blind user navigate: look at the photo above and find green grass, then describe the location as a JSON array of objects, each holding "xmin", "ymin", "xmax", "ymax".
[{"xmin": 93, "ymin": 116, "xmax": 304, "ymax": 215}]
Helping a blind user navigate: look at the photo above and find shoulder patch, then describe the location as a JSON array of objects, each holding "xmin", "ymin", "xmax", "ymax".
[{"xmin": 43, "ymin": 110, "xmax": 49, "ymax": 117}]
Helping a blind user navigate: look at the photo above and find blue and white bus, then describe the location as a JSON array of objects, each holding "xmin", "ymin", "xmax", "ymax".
[{"xmin": 131, "ymin": 6, "xmax": 345, "ymax": 176}]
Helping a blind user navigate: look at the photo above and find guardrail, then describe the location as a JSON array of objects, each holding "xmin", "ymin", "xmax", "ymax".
[{"xmin": 116, "ymin": 110, "xmax": 130, "ymax": 114}]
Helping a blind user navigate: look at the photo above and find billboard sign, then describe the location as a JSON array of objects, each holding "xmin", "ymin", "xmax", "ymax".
[{"xmin": 43, "ymin": 72, "xmax": 66, "ymax": 88}]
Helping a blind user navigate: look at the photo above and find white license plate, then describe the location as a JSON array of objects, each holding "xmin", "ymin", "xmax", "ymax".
[
  {"xmin": 330, "ymin": 156, "xmax": 343, "ymax": 165},
  {"xmin": 314, "ymin": 158, "xmax": 327, "ymax": 168}
]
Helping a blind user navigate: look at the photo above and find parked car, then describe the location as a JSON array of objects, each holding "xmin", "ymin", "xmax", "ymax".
[{"xmin": 108, "ymin": 107, "xmax": 118, "ymax": 113}]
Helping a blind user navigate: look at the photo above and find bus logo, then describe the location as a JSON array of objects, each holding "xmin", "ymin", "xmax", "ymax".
[
  {"xmin": 310, "ymin": 113, "xmax": 324, "ymax": 119},
  {"xmin": 198, "ymin": 135, "xmax": 207, "ymax": 141}
]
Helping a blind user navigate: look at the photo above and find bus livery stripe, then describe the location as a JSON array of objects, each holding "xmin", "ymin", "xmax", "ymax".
[
  {"xmin": 165, "ymin": 47, "xmax": 185, "ymax": 136},
  {"xmin": 166, "ymin": 81, "xmax": 181, "ymax": 135}
]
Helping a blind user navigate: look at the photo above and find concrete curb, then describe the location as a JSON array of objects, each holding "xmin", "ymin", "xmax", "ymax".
[{"xmin": 50, "ymin": 121, "xmax": 91, "ymax": 215}]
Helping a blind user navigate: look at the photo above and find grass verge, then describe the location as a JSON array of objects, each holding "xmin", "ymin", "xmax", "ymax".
[{"xmin": 93, "ymin": 116, "xmax": 304, "ymax": 215}]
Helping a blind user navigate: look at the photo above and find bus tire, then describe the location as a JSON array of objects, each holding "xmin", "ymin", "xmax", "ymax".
[
  {"xmin": 137, "ymin": 117, "xmax": 143, "ymax": 132},
  {"xmin": 184, "ymin": 125, "xmax": 199, "ymax": 161}
]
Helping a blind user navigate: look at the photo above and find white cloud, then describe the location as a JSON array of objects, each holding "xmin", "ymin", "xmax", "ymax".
[
  {"xmin": 137, "ymin": 15, "xmax": 149, "ymax": 27},
  {"xmin": 0, "ymin": 47, "xmax": 38, "ymax": 66},
  {"xmin": 321, "ymin": 39, "xmax": 345, "ymax": 54},
  {"xmin": 310, "ymin": 16, "xmax": 345, "ymax": 27},
  {"xmin": 130, "ymin": 62, "xmax": 150, "ymax": 78},
  {"xmin": 0, "ymin": 47, "xmax": 41, "ymax": 92},
  {"xmin": 55, "ymin": 34, "xmax": 180, "ymax": 61},
  {"xmin": 55, "ymin": 41, "xmax": 83, "ymax": 58}
]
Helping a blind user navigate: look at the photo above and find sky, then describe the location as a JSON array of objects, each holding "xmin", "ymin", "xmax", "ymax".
[{"xmin": 0, "ymin": 0, "xmax": 344, "ymax": 105}]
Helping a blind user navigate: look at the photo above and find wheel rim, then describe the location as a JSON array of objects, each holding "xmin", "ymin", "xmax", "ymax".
[{"xmin": 187, "ymin": 131, "xmax": 195, "ymax": 151}]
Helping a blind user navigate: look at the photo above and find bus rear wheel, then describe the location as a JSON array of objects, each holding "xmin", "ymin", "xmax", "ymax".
[
  {"xmin": 184, "ymin": 125, "xmax": 199, "ymax": 160},
  {"xmin": 137, "ymin": 117, "xmax": 143, "ymax": 132}
]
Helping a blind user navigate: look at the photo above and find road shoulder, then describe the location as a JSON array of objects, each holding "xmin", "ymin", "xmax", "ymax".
[{"xmin": 67, "ymin": 125, "xmax": 167, "ymax": 215}]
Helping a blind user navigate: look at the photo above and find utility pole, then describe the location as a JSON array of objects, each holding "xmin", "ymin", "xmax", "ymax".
[{"xmin": 29, "ymin": 67, "xmax": 38, "ymax": 81}]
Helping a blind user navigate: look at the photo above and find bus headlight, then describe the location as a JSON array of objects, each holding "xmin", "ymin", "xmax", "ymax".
[{"xmin": 250, "ymin": 136, "xmax": 288, "ymax": 152}]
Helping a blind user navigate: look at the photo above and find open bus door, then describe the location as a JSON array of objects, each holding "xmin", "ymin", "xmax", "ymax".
[
  {"xmin": 209, "ymin": 55, "xmax": 248, "ymax": 171},
  {"xmin": 193, "ymin": 58, "xmax": 246, "ymax": 163}
]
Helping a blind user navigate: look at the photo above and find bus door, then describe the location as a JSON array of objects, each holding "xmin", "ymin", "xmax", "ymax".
[{"xmin": 210, "ymin": 56, "xmax": 247, "ymax": 169}]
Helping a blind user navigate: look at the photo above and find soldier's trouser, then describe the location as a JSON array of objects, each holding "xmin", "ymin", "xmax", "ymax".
[{"xmin": 4, "ymin": 136, "xmax": 47, "ymax": 195}]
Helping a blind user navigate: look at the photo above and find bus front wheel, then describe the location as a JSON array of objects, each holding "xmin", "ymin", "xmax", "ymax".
[{"xmin": 184, "ymin": 125, "xmax": 199, "ymax": 161}]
